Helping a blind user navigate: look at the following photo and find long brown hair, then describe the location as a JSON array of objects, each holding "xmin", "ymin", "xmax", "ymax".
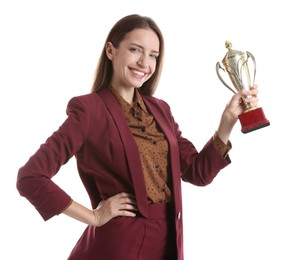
[{"xmin": 91, "ymin": 14, "xmax": 164, "ymax": 96}]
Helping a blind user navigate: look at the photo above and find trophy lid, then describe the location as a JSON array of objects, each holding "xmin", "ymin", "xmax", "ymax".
[
  {"xmin": 224, "ymin": 40, "xmax": 240, "ymax": 57},
  {"xmin": 218, "ymin": 40, "xmax": 256, "ymax": 94},
  {"xmin": 225, "ymin": 40, "xmax": 232, "ymax": 49}
]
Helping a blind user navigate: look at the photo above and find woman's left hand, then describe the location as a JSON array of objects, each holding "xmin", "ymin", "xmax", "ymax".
[
  {"xmin": 224, "ymin": 84, "xmax": 259, "ymax": 122},
  {"xmin": 217, "ymin": 85, "xmax": 259, "ymax": 144}
]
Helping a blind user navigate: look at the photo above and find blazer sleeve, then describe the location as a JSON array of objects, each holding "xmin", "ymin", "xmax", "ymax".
[
  {"xmin": 17, "ymin": 96, "xmax": 90, "ymax": 221},
  {"xmin": 159, "ymin": 99, "xmax": 231, "ymax": 186}
]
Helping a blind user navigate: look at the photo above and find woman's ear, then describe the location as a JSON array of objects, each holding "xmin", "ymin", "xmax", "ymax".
[{"xmin": 105, "ymin": 42, "xmax": 114, "ymax": 60}]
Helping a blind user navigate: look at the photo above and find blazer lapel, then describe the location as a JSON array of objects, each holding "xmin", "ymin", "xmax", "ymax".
[
  {"xmin": 143, "ymin": 96, "xmax": 182, "ymax": 207},
  {"xmin": 97, "ymin": 88, "xmax": 148, "ymax": 217}
]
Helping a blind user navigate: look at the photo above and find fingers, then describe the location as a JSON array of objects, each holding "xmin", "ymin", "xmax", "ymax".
[
  {"xmin": 111, "ymin": 192, "xmax": 137, "ymax": 207},
  {"xmin": 111, "ymin": 192, "xmax": 138, "ymax": 215},
  {"xmin": 241, "ymin": 85, "xmax": 259, "ymax": 108},
  {"xmin": 221, "ymin": 84, "xmax": 260, "ymax": 127},
  {"xmin": 93, "ymin": 192, "xmax": 138, "ymax": 227},
  {"xmin": 250, "ymin": 84, "xmax": 258, "ymax": 97}
]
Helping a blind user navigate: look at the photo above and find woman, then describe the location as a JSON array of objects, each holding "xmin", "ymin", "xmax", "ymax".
[{"xmin": 17, "ymin": 14, "xmax": 258, "ymax": 260}]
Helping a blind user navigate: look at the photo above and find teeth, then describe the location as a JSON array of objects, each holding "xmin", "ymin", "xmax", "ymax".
[{"xmin": 132, "ymin": 70, "xmax": 145, "ymax": 76}]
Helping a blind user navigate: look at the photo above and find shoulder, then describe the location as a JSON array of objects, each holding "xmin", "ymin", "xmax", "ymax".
[
  {"xmin": 67, "ymin": 92, "xmax": 104, "ymax": 111},
  {"xmin": 69, "ymin": 92, "xmax": 101, "ymax": 104},
  {"xmin": 66, "ymin": 88, "xmax": 117, "ymax": 117}
]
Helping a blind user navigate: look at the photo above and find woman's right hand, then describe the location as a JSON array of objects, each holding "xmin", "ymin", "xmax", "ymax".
[{"xmin": 91, "ymin": 192, "xmax": 138, "ymax": 227}]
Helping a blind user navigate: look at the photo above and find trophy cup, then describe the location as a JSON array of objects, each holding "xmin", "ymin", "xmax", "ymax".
[{"xmin": 216, "ymin": 41, "xmax": 270, "ymax": 133}]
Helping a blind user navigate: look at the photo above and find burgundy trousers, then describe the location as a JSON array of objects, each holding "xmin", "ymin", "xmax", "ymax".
[{"xmin": 68, "ymin": 203, "xmax": 177, "ymax": 260}]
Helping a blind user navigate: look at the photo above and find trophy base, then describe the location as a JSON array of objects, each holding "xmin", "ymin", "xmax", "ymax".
[{"xmin": 239, "ymin": 107, "xmax": 270, "ymax": 134}]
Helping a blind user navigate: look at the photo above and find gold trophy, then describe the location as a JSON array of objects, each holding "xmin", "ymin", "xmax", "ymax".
[{"xmin": 216, "ymin": 41, "xmax": 270, "ymax": 133}]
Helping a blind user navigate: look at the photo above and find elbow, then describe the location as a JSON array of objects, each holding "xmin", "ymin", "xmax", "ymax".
[
  {"xmin": 16, "ymin": 167, "xmax": 36, "ymax": 198},
  {"xmin": 16, "ymin": 168, "xmax": 28, "ymax": 197},
  {"xmin": 181, "ymin": 170, "xmax": 215, "ymax": 186}
]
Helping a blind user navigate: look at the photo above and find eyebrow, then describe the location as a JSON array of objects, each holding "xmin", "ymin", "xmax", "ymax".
[{"xmin": 129, "ymin": 43, "xmax": 160, "ymax": 54}]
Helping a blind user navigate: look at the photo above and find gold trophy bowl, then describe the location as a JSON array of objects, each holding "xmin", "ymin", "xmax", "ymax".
[{"xmin": 216, "ymin": 41, "xmax": 270, "ymax": 133}]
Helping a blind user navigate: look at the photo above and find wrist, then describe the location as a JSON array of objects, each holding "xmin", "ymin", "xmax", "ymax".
[
  {"xmin": 217, "ymin": 112, "xmax": 237, "ymax": 144},
  {"xmin": 90, "ymin": 209, "xmax": 98, "ymax": 226}
]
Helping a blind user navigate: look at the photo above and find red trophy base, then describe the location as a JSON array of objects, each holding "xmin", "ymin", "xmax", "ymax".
[{"xmin": 238, "ymin": 107, "xmax": 270, "ymax": 134}]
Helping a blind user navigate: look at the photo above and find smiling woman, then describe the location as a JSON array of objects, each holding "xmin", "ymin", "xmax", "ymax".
[
  {"xmin": 16, "ymin": 13, "xmax": 260, "ymax": 260},
  {"xmin": 104, "ymin": 28, "xmax": 160, "ymax": 103},
  {"xmin": 92, "ymin": 14, "xmax": 164, "ymax": 97}
]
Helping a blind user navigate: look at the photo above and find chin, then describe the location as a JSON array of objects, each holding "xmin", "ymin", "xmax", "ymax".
[{"xmin": 133, "ymin": 80, "xmax": 146, "ymax": 89}]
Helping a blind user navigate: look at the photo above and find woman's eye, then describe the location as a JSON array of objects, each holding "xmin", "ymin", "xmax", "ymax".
[
  {"xmin": 150, "ymin": 54, "xmax": 159, "ymax": 60},
  {"xmin": 130, "ymin": 47, "xmax": 141, "ymax": 53}
]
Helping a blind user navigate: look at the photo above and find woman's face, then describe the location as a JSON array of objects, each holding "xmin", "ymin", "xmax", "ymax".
[{"xmin": 107, "ymin": 28, "xmax": 160, "ymax": 92}]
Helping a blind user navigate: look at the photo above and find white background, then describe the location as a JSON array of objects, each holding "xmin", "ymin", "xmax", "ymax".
[{"xmin": 1, "ymin": 0, "xmax": 282, "ymax": 259}]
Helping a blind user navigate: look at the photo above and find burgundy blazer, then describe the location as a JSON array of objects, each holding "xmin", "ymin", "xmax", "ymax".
[{"xmin": 17, "ymin": 88, "xmax": 230, "ymax": 260}]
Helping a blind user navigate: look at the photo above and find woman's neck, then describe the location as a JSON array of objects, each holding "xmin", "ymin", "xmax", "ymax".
[{"xmin": 111, "ymin": 85, "xmax": 135, "ymax": 105}]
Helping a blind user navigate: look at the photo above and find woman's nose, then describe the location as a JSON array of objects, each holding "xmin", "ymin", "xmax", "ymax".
[{"xmin": 137, "ymin": 55, "xmax": 148, "ymax": 67}]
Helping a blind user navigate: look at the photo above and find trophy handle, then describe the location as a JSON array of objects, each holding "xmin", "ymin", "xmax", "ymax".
[
  {"xmin": 216, "ymin": 62, "xmax": 237, "ymax": 94},
  {"xmin": 245, "ymin": 51, "xmax": 256, "ymax": 88},
  {"xmin": 216, "ymin": 51, "xmax": 256, "ymax": 94}
]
